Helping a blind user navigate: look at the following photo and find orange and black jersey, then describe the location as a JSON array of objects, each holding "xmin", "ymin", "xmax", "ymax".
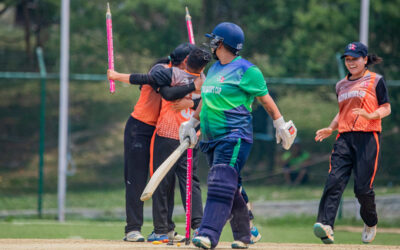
[
  {"xmin": 336, "ymin": 70, "xmax": 389, "ymax": 133},
  {"xmin": 131, "ymin": 64, "xmax": 166, "ymax": 126},
  {"xmin": 129, "ymin": 67, "xmax": 197, "ymax": 101},
  {"xmin": 130, "ymin": 65, "xmax": 198, "ymax": 126},
  {"xmin": 154, "ymin": 67, "xmax": 201, "ymax": 140}
]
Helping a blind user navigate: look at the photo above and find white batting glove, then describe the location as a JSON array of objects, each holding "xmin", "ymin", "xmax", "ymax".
[
  {"xmin": 179, "ymin": 116, "xmax": 200, "ymax": 148},
  {"xmin": 273, "ymin": 117, "xmax": 297, "ymax": 150}
]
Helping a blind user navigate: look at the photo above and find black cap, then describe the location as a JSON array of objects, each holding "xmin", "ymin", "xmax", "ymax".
[
  {"xmin": 170, "ymin": 43, "xmax": 196, "ymax": 65},
  {"xmin": 341, "ymin": 42, "xmax": 368, "ymax": 59}
]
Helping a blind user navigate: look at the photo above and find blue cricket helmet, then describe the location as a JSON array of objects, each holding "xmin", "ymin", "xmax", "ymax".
[{"xmin": 205, "ymin": 22, "xmax": 244, "ymax": 51}]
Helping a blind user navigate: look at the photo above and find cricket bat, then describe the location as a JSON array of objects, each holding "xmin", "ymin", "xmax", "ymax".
[{"xmin": 140, "ymin": 138, "xmax": 190, "ymax": 201}]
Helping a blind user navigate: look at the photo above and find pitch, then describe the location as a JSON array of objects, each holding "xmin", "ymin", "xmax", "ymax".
[{"xmin": 1, "ymin": 239, "xmax": 399, "ymax": 250}]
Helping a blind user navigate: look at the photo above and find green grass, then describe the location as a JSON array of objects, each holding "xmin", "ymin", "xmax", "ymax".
[
  {"xmin": 1, "ymin": 185, "xmax": 399, "ymax": 211},
  {"xmin": 0, "ymin": 217, "xmax": 399, "ymax": 245},
  {"xmin": 0, "ymin": 185, "xmax": 395, "ymax": 211}
]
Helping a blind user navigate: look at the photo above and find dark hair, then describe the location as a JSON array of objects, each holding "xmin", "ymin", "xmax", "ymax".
[
  {"xmin": 366, "ymin": 54, "xmax": 383, "ymax": 66},
  {"xmin": 150, "ymin": 57, "xmax": 170, "ymax": 69},
  {"xmin": 170, "ymin": 43, "xmax": 196, "ymax": 66},
  {"xmin": 187, "ymin": 47, "xmax": 212, "ymax": 72}
]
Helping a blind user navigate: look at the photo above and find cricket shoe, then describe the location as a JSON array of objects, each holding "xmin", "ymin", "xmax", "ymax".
[
  {"xmin": 362, "ymin": 224, "xmax": 377, "ymax": 244},
  {"xmin": 231, "ymin": 240, "xmax": 248, "ymax": 249},
  {"xmin": 147, "ymin": 231, "xmax": 169, "ymax": 243},
  {"xmin": 167, "ymin": 230, "xmax": 185, "ymax": 242},
  {"xmin": 313, "ymin": 222, "xmax": 334, "ymax": 244},
  {"xmin": 192, "ymin": 236, "xmax": 211, "ymax": 249},
  {"xmin": 123, "ymin": 231, "xmax": 145, "ymax": 242},
  {"xmin": 250, "ymin": 226, "xmax": 261, "ymax": 243}
]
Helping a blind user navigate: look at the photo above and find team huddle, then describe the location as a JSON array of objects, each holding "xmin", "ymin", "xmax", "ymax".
[{"xmin": 107, "ymin": 22, "xmax": 391, "ymax": 249}]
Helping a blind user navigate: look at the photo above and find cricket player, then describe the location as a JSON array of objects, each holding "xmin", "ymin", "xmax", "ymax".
[
  {"xmin": 313, "ymin": 42, "xmax": 391, "ymax": 244},
  {"xmin": 149, "ymin": 47, "xmax": 211, "ymax": 242},
  {"xmin": 179, "ymin": 22, "xmax": 297, "ymax": 249},
  {"xmin": 107, "ymin": 43, "xmax": 204, "ymax": 242}
]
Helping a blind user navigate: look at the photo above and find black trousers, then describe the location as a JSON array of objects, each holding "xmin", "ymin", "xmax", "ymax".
[
  {"xmin": 152, "ymin": 134, "xmax": 203, "ymax": 234},
  {"xmin": 317, "ymin": 132, "xmax": 380, "ymax": 228},
  {"xmin": 124, "ymin": 116, "xmax": 155, "ymax": 233}
]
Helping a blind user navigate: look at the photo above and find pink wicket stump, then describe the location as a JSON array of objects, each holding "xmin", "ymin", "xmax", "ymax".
[
  {"xmin": 106, "ymin": 3, "xmax": 115, "ymax": 94},
  {"xmin": 185, "ymin": 148, "xmax": 193, "ymax": 245},
  {"xmin": 185, "ymin": 6, "xmax": 195, "ymax": 245}
]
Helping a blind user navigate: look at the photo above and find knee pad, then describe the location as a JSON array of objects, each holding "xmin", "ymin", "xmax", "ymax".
[{"xmin": 207, "ymin": 165, "xmax": 238, "ymax": 205}]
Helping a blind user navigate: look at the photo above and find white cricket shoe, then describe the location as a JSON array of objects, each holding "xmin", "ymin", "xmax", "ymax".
[
  {"xmin": 123, "ymin": 231, "xmax": 145, "ymax": 242},
  {"xmin": 313, "ymin": 222, "xmax": 334, "ymax": 244},
  {"xmin": 231, "ymin": 240, "xmax": 248, "ymax": 249},
  {"xmin": 362, "ymin": 224, "xmax": 377, "ymax": 244},
  {"xmin": 192, "ymin": 236, "xmax": 211, "ymax": 249}
]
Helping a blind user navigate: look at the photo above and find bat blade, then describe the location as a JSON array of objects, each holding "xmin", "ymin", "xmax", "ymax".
[{"xmin": 140, "ymin": 139, "xmax": 190, "ymax": 201}]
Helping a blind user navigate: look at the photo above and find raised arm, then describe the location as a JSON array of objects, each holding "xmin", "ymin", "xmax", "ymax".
[{"xmin": 107, "ymin": 69, "xmax": 157, "ymax": 86}]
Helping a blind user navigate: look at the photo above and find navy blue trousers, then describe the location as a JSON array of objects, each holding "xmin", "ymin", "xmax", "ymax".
[{"xmin": 198, "ymin": 138, "xmax": 252, "ymax": 248}]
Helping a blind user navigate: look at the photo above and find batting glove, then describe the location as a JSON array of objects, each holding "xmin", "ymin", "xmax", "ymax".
[
  {"xmin": 273, "ymin": 116, "xmax": 297, "ymax": 150},
  {"xmin": 179, "ymin": 116, "xmax": 200, "ymax": 148}
]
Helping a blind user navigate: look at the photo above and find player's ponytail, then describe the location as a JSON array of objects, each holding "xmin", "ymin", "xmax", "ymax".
[{"xmin": 366, "ymin": 54, "xmax": 383, "ymax": 66}]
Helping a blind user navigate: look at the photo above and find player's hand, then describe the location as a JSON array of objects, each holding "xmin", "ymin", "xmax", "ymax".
[
  {"xmin": 107, "ymin": 69, "xmax": 117, "ymax": 80},
  {"xmin": 179, "ymin": 117, "xmax": 200, "ymax": 148},
  {"xmin": 172, "ymin": 98, "xmax": 194, "ymax": 111},
  {"xmin": 273, "ymin": 117, "xmax": 297, "ymax": 150},
  {"xmin": 352, "ymin": 108, "xmax": 372, "ymax": 120},
  {"xmin": 315, "ymin": 127, "xmax": 333, "ymax": 142},
  {"xmin": 194, "ymin": 74, "xmax": 205, "ymax": 92}
]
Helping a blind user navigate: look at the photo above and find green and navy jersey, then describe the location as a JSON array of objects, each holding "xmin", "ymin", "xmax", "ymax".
[{"xmin": 200, "ymin": 56, "xmax": 268, "ymax": 143}]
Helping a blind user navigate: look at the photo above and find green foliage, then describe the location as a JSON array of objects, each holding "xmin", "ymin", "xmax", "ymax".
[{"xmin": 1, "ymin": 0, "xmax": 399, "ymax": 77}]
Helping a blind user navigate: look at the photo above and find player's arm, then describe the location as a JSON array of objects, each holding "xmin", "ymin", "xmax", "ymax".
[
  {"xmin": 154, "ymin": 68, "xmax": 204, "ymax": 101},
  {"xmin": 107, "ymin": 69, "xmax": 158, "ymax": 86},
  {"xmin": 315, "ymin": 113, "xmax": 339, "ymax": 142},
  {"xmin": 353, "ymin": 77, "xmax": 391, "ymax": 120},
  {"xmin": 171, "ymin": 97, "xmax": 201, "ymax": 112},
  {"xmin": 243, "ymin": 66, "xmax": 296, "ymax": 150},
  {"xmin": 172, "ymin": 97, "xmax": 194, "ymax": 111},
  {"xmin": 256, "ymin": 94, "xmax": 282, "ymax": 120},
  {"xmin": 192, "ymin": 99, "xmax": 202, "ymax": 120},
  {"xmin": 353, "ymin": 104, "xmax": 391, "ymax": 120}
]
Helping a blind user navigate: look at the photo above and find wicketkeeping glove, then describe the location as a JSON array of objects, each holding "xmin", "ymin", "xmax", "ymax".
[
  {"xmin": 273, "ymin": 116, "xmax": 297, "ymax": 150},
  {"xmin": 179, "ymin": 116, "xmax": 200, "ymax": 148}
]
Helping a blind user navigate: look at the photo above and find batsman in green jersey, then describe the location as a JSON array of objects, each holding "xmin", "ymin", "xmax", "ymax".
[{"xmin": 179, "ymin": 22, "xmax": 297, "ymax": 249}]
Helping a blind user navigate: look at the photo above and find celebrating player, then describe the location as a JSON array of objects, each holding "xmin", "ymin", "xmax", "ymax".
[
  {"xmin": 313, "ymin": 42, "xmax": 391, "ymax": 244},
  {"xmin": 179, "ymin": 22, "xmax": 297, "ymax": 249},
  {"xmin": 107, "ymin": 43, "xmax": 204, "ymax": 242},
  {"xmin": 149, "ymin": 47, "xmax": 211, "ymax": 242}
]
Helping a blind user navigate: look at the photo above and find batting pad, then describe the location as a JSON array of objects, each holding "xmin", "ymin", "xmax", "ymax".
[{"xmin": 200, "ymin": 165, "xmax": 238, "ymax": 248}]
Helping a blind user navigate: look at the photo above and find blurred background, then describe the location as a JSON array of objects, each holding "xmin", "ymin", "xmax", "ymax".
[{"xmin": 0, "ymin": 0, "xmax": 399, "ymax": 236}]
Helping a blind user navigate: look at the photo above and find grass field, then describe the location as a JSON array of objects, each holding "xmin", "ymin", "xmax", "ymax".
[
  {"xmin": 1, "ymin": 217, "xmax": 399, "ymax": 246},
  {"xmin": 1, "ymin": 185, "xmax": 400, "ymax": 211},
  {"xmin": 1, "ymin": 80, "xmax": 400, "ymax": 249}
]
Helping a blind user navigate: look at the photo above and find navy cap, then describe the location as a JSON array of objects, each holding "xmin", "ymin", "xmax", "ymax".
[{"xmin": 341, "ymin": 42, "xmax": 368, "ymax": 59}]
